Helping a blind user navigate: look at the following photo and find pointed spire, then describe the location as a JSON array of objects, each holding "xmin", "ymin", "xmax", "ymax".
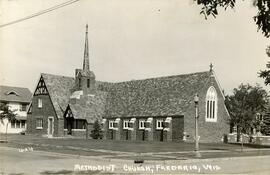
[{"xmin": 83, "ymin": 24, "xmax": 90, "ymax": 71}]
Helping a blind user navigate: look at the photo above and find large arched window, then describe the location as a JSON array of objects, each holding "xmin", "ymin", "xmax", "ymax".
[{"xmin": 206, "ymin": 86, "xmax": 218, "ymax": 122}]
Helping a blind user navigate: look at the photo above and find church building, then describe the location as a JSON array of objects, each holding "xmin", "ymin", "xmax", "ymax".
[{"xmin": 26, "ymin": 25, "xmax": 230, "ymax": 142}]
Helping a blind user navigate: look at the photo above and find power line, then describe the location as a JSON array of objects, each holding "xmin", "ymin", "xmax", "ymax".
[{"xmin": 0, "ymin": 0, "xmax": 80, "ymax": 28}]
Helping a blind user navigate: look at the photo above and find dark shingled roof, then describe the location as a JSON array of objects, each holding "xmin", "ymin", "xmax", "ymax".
[
  {"xmin": 41, "ymin": 73, "xmax": 74, "ymax": 118},
  {"xmin": 39, "ymin": 71, "xmax": 213, "ymax": 122},
  {"xmin": 0, "ymin": 85, "xmax": 32, "ymax": 103},
  {"xmin": 68, "ymin": 91, "xmax": 108, "ymax": 123},
  {"xmin": 104, "ymin": 71, "xmax": 211, "ymax": 118}
]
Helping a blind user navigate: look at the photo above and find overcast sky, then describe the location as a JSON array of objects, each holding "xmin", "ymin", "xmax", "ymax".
[{"xmin": 0, "ymin": 0, "xmax": 269, "ymax": 94}]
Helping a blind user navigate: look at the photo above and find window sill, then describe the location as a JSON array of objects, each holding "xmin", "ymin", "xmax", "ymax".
[
  {"xmin": 156, "ymin": 128, "xmax": 163, "ymax": 130},
  {"xmin": 36, "ymin": 127, "xmax": 43, "ymax": 130},
  {"xmin": 64, "ymin": 129, "xmax": 86, "ymax": 131},
  {"xmin": 205, "ymin": 119, "xmax": 217, "ymax": 122}
]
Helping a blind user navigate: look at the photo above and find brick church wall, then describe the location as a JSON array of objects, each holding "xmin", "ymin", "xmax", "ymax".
[
  {"xmin": 27, "ymin": 94, "xmax": 58, "ymax": 137},
  {"xmin": 183, "ymin": 80, "xmax": 230, "ymax": 143},
  {"xmin": 172, "ymin": 117, "xmax": 184, "ymax": 141}
]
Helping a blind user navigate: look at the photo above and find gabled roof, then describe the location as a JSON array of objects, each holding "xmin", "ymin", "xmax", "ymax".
[
  {"xmin": 39, "ymin": 70, "xmax": 216, "ymax": 121},
  {"xmin": 41, "ymin": 73, "xmax": 74, "ymax": 118},
  {"xmin": 68, "ymin": 91, "xmax": 108, "ymax": 123},
  {"xmin": 104, "ymin": 71, "xmax": 212, "ymax": 118},
  {"xmin": 0, "ymin": 85, "xmax": 32, "ymax": 103}
]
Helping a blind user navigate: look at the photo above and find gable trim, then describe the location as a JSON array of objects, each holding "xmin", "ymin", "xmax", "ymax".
[{"xmin": 33, "ymin": 74, "xmax": 60, "ymax": 119}]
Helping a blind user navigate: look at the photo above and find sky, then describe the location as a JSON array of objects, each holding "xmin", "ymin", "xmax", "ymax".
[{"xmin": 0, "ymin": 0, "xmax": 269, "ymax": 94}]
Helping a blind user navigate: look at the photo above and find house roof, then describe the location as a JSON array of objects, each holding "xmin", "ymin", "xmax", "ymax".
[
  {"xmin": 68, "ymin": 91, "xmax": 108, "ymax": 123},
  {"xmin": 0, "ymin": 85, "xmax": 32, "ymax": 103},
  {"xmin": 41, "ymin": 73, "xmax": 74, "ymax": 118},
  {"xmin": 104, "ymin": 71, "xmax": 212, "ymax": 118}
]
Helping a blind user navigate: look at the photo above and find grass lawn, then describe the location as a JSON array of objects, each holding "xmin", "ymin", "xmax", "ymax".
[
  {"xmin": 1, "ymin": 134, "xmax": 270, "ymax": 160},
  {"xmin": 1, "ymin": 134, "xmax": 264, "ymax": 153}
]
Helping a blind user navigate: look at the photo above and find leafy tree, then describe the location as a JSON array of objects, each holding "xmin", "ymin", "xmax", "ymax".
[
  {"xmin": 225, "ymin": 84, "xmax": 268, "ymax": 142},
  {"xmin": 195, "ymin": 0, "xmax": 270, "ymax": 38},
  {"xmin": 0, "ymin": 102, "xmax": 17, "ymax": 142},
  {"xmin": 197, "ymin": 1, "xmax": 270, "ymax": 84},
  {"xmin": 259, "ymin": 46, "xmax": 270, "ymax": 85},
  {"xmin": 261, "ymin": 111, "xmax": 270, "ymax": 135},
  {"xmin": 90, "ymin": 120, "xmax": 103, "ymax": 139}
]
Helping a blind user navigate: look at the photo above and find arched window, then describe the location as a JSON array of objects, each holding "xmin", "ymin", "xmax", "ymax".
[{"xmin": 206, "ymin": 86, "xmax": 218, "ymax": 122}]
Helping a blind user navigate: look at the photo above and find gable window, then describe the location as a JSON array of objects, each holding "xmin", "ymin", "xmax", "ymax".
[
  {"xmin": 38, "ymin": 98, "xmax": 42, "ymax": 108},
  {"xmin": 7, "ymin": 91, "xmax": 18, "ymax": 96},
  {"xmin": 109, "ymin": 121, "xmax": 114, "ymax": 129},
  {"xmin": 123, "ymin": 120, "xmax": 129, "ymax": 129},
  {"xmin": 206, "ymin": 86, "xmax": 218, "ymax": 122},
  {"xmin": 36, "ymin": 118, "xmax": 43, "ymax": 129},
  {"xmin": 87, "ymin": 79, "xmax": 90, "ymax": 88},
  {"xmin": 156, "ymin": 119, "xmax": 164, "ymax": 130},
  {"xmin": 139, "ymin": 120, "xmax": 145, "ymax": 129}
]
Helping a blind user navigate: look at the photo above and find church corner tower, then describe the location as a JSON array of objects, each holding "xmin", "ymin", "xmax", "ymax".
[{"xmin": 75, "ymin": 24, "xmax": 96, "ymax": 95}]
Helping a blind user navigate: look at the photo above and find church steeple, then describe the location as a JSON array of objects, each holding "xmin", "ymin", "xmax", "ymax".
[
  {"xmin": 73, "ymin": 24, "xmax": 96, "ymax": 95},
  {"xmin": 83, "ymin": 24, "xmax": 90, "ymax": 71}
]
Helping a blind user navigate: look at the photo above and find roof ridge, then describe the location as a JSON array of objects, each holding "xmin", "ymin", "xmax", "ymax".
[
  {"xmin": 41, "ymin": 72, "xmax": 74, "ymax": 79},
  {"xmin": 112, "ymin": 70, "xmax": 209, "ymax": 84},
  {"xmin": 0, "ymin": 85, "xmax": 31, "ymax": 90}
]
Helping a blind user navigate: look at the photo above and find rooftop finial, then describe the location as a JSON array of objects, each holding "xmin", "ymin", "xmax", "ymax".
[
  {"xmin": 83, "ymin": 24, "xmax": 89, "ymax": 71},
  {"xmin": 210, "ymin": 63, "xmax": 213, "ymax": 72}
]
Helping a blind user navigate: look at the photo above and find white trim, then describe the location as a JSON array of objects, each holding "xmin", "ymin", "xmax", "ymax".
[
  {"xmin": 36, "ymin": 118, "xmax": 43, "ymax": 129},
  {"xmin": 6, "ymin": 91, "xmax": 19, "ymax": 96},
  {"xmin": 139, "ymin": 119, "xmax": 145, "ymax": 129},
  {"xmin": 101, "ymin": 119, "xmax": 107, "ymax": 124},
  {"xmin": 130, "ymin": 118, "xmax": 136, "ymax": 123},
  {"xmin": 146, "ymin": 117, "xmax": 153, "ymax": 123},
  {"xmin": 108, "ymin": 120, "xmax": 114, "ymax": 129},
  {"xmin": 64, "ymin": 129, "xmax": 86, "ymax": 131},
  {"xmin": 156, "ymin": 119, "xmax": 163, "ymax": 130},
  {"xmin": 145, "ymin": 128, "xmax": 151, "ymax": 131},
  {"xmin": 165, "ymin": 117, "xmax": 172, "ymax": 123},
  {"xmin": 115, "ymin": 118, "xmax": 121, "ymax": 123},
  {"xmin": 127, "ymin": 127, "xmax": 134, "ymax": 131},
  {"xmin": 47, "ymin": 116, "xmax": 54, "ymax": 137},
  {"xmin": 164, "ymin": 128, "xmax": 170, "ymax": 131},
  {"xmin": 123, "ymin": 120, "xmax": 129, "ymax": 129}
]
